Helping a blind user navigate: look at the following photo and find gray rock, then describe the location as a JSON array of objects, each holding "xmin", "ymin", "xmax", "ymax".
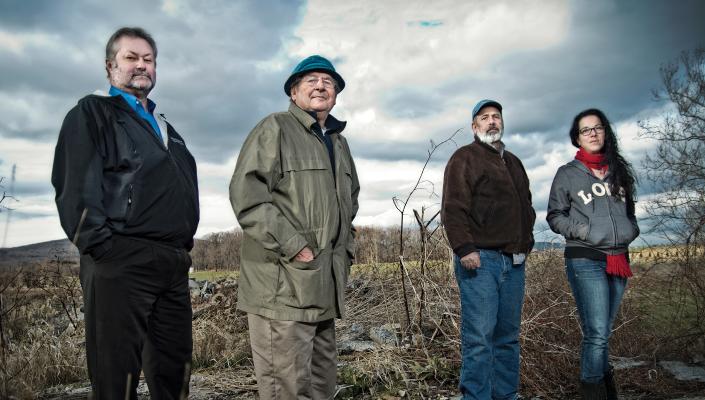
[
  {"xmin": 38, "ymin": 385, "xmax": 91, "ymax": 399},
  {"xmin": 38, "ymin": 374, "xmax": 257, "ymax": 399},
  {"xmin": 670, "ymin": 398, "xmax": 705, "ymax": 400},
  {"xmin": 692, "ymin": 353, "xmax": 705, "ymax": 365},
  {"xmin": 348, "ymin": 322, "xmax": 365, "ymax": 338},
  {"xmin": 659, "ymin": 360, "xmax": 705, "ymax": 382},
  {"xmin": 188, "ymin": 279, "xmax": 200, "ymax": 291},
  {"xmin": 369, "ymin": 323, "xmax": 400, "ymax": 347},
  {"xmin": 338, "ymin": 340, "xmax": 375, "ymax": 353},
  {"xmin": 200, "ymin": 281, "xmax": 215, "ymax": 294},
  {"xmin": 339, "ymin": 322, "xmax": 366, "ymax": 342},
  {"xmin": 612, "ymin": 357, "xmax": 647, "ymax": 370}
]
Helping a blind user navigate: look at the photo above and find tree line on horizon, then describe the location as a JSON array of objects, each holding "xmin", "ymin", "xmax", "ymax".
[{"xmin": 190, "ymin": 225, "xmax": 453, "ymax": 271}]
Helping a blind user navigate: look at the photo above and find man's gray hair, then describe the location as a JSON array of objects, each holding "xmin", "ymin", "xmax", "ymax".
[{"xmin": 105, "ymin": 27, "xmax": 157, "ymax": 77}]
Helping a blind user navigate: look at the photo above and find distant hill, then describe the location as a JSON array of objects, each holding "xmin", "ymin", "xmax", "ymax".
[
  {"xmin": 0, "ymin": 238, "xmax": 565, "ymax": 271},
  {"xmin": 533, "ymin": 241, "xmax": 565, "ymax": 251},
  {"xmin": 0, "ymin": 239, "xmax": 79, "ymax": 269}
]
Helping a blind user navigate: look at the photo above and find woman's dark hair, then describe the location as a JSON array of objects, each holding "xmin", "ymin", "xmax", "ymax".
[{"xmin": 569, "ymin": 108, "xmax": 637, "ymax": 205}]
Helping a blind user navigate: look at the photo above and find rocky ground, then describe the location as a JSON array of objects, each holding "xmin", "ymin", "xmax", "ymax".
[
  {"xmin": 36, "ymin": 291, "xmax": 705, "ymax": 400},
  {"xmin": 5, "ymin": 247, "xmax": 704, "ymax": 399}
]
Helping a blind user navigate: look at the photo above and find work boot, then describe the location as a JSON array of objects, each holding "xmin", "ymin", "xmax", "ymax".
[
  {"xmin": 604, "ymin": 366, "xmax": 618, "ymax": 400},
  {"xmin": 580, "ymin": 381, "xmax": 607, "ymax": 400}
]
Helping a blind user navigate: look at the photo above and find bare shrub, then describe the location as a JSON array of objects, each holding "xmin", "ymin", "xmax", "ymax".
[
  {"xmin": 520, "ymin": 249, "xmax": 581, "ymax": 396},
  {"xmin": 629, "ymin": 248, "xmax": 705, "ymax": 356},
  {"xmin": 391, "ymin": 132, "xmax": 460, "ymax": 337},
  {"xmin": 191, "ymin": 230, "xmax": 243, "ymax": 271},
  {"xmin": 191, "ymin": 281, "xmax": 251, "ymax": 372},
  {"xmin": 0, "ymin": 266, "xmax": 86, "ymax": 398},
  {"xmin": 354, "ymin": 226, "xmax": 449, "ymax": 265},
  {"xmin": 339, "ymin": 248, "xmax": 705, "ymax": 398},
  {"xmin": 638, "ymin": 46, "xmax": 705, "ymax": 352}
]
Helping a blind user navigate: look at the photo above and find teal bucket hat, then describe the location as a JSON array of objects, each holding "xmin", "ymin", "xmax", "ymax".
[{"xmin": 284, "ymin": 55, "xmax": 345, "ymax": 95}]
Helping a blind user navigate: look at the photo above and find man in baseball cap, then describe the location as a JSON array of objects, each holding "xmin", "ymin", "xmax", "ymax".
[
  {"xmin": 442, "ymin": 99, "xmax": 535, "ymax": 399},
  {"xmin": 230, "ymin": 55, "xmax": 358, "ymax": 399}
]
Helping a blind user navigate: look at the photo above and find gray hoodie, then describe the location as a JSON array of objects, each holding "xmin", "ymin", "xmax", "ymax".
[{"xmin": 547, "ymin": 160, "xmax": 639, "ymax": 254}]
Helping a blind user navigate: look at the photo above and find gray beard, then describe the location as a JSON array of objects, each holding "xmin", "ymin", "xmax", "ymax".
[
  {"xmin": 126, "ymin": 76, "xmax": 154, "ymax": 97},
  {"xmin": 477, "ymin": 129, "xmax": 503, "ymax": 144},
  {"xmin": 127, "ymin": 83, "xmax": 152, "ymax": 98},
  {"xmin": 110, "ymin": 68, "xmax": 154, "ymax": 98}
]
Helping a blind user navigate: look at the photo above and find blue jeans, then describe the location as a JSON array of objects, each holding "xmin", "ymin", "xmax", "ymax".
[
  {"xmin": 565, "ymin": 258, "xmax": 627, "ymax": 383},
  {"xmin": 454, "ymin": 250, "xmax": 525, "ymax": 400}
]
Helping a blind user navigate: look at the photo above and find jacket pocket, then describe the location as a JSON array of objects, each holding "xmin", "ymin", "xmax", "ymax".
[
  {"xmin": 614, "ymin": 215, "xmax": 638, "ymax": 246},
  {"xmin": 282, "ymin": 157, "xmax": 329, "ymax": 174},
  {"xmin": 338, "ymin": 170, "xmax": 354, "ymax": 205},
  {"xmin": 467, "ymin": 175, "xmax": 491, "ymax": 226},
  {"xmin": 299, "ymin": 229, "xmax": 320, "ymax": 254},
  {"xmin": 470, "ymin": 201, "xmax": 495, "ymax": 227},
  {"xmin": 585, "ymin": 216, "xmax": 614, "ymax": 247},
  {"xmin": 276, "ymin": 247, "xmax": 333, "ymax": 309},
  {"xmin": 572, "ymin": 221, "xmax": 589, "ymax": 241},
  {"xmin": 272, "ymin": 158, "xmax": 337, "ymax": 231}
]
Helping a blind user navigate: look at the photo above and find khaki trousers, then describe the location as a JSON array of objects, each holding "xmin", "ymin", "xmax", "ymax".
[{"xmin": 248, "ymin": 313, "xmax": 337, "ymax": 400}]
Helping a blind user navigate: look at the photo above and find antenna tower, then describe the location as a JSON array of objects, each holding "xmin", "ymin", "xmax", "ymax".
[{"xmin": 2, "ymin": 164, "xmax": 16, "ymax": 248}]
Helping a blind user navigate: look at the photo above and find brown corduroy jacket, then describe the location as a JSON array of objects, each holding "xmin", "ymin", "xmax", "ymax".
[{"xmin": 441, "ymin": 138, "xmax": 535, "ymax": 258}]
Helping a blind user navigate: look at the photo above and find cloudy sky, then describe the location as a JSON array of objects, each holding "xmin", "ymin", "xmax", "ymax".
[{"xmin": 0, "ymin": 0, "xmax": 703, "ymax": 248}]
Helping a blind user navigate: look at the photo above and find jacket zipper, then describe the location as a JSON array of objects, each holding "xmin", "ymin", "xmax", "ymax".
[
  {"xmin": 126, "ymin": 184, "xmax": 134, "ymax": 222},
  {"xmin": 585, "ymin": 167, "xmax": 619, "ymax": 249},
  {"xmin": 607, "ymin": 187, "xmax": 618, "ymax": 249},
  {"xmin": 500, "ymin": 154, "xmax": 525, "ymax": 248}
]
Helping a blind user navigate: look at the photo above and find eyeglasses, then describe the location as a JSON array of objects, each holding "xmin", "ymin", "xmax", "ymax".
[
  {"xmin": 579, "ymin": 125, "xmax": 605, "ymax": 136},
  {"xmin": 303, "ymin": 76, "xmax": 336, "ymax": 90}
]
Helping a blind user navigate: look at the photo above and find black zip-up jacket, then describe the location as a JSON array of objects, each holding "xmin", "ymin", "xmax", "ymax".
[{"xmin": 52, "ymin": 94, "xmax": 199, "ymax": 257}]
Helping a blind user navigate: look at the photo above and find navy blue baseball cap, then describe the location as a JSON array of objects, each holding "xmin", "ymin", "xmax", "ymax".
[
  {"xmin": 472, "ymin": 99, "xmax": 502, "ymax": 119},
  {"xmin": 284, "ymin": 55, "xmax": 345, "ymax": 95}
]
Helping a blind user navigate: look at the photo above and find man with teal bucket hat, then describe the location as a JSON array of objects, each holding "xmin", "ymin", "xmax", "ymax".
[{"xmin": 230, "ymin": 55, "xmax": 359, "ymax": 399}]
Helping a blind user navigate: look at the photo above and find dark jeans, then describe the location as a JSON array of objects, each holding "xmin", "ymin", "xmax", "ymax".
[
  {"xmin": 565, "ymin": 258, "xmax": 627, "ymax": 383},
  {"xmin": 454, "ymin": 250, "xmax": 525, "ymax": 400},
  {"xmin": 80, "ymin": 235, "xmax": 193, "ymax": 399}
]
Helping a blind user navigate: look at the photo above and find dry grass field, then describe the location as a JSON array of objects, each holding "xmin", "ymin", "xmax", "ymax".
[{"xmin": 1, "ymin": 247, "xmax": 704, "ymax": 399}]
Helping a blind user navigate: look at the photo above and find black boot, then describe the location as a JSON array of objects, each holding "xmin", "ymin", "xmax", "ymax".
[
  {"xmin": 604, "ymin": 366, "xmax": 618, "ymax": 400},
  {"xmin": 580, "ymin": 381, "xmax": 607, "ymax": 400}
]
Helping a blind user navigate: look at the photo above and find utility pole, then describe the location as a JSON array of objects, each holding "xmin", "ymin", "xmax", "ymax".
[{"xmin": 1, "ymin": 164, "xmax": 16, "ymax": 248}]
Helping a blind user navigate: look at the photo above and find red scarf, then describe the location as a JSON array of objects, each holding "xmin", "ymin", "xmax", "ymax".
[
  {"xmin": 575, "ymin": 148, "xmax": 608, "ymax": 173},
  {"xmin": 575, "ymin": 150, "xmax": 632, "ymax": 277},
  {"xmin": 606, "ymin": 254, "xmax": 633, "ymax": 278}
]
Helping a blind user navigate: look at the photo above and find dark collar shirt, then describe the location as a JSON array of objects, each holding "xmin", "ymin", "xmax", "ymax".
[{"xmin": 306, "ymin": 110, "xmax": 345, "ymax": 175}]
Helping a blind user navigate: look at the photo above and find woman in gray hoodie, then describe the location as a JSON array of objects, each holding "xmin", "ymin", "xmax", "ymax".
[{"xmin": 547, "ymin": 108, "xmax": 639, "ymax": 400}]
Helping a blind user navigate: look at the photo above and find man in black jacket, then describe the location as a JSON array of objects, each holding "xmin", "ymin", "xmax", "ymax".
[{"xmin": 52, "ymin": 27, "xmax": 199, "ymax": 399}]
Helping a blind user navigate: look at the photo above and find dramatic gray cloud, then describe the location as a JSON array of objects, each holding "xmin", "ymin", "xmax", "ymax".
[{"xmin": 0, "ymin": 0, "xmax": 703, "ymax": 247}]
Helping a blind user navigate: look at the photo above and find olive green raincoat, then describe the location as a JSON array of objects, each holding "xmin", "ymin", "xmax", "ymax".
[{"xmin": 230, "ymin": 103, "xmax": 359, "ymax": 322}]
